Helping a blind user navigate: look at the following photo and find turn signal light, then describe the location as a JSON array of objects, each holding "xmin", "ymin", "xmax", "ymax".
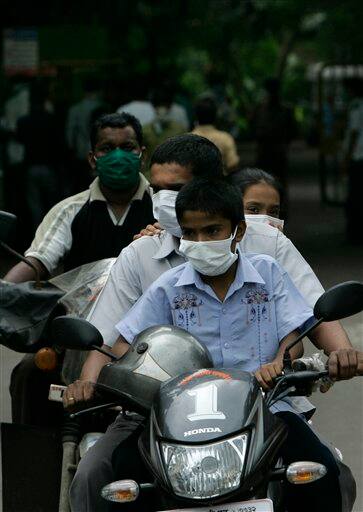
[
  {"xmin": 101, "ymin": 480, "xmax": 139, "ymax": 503},
  {"xmin": 34, "ymin": 347, "xmax": 58, "ymax": 371},
  {"xmin": 286, "ymin": 461, "xmax": 327, "ymax": 485}
]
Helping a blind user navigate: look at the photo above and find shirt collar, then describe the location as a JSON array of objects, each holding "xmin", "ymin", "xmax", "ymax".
[
  {"xmin": 175, "ymin": 249, "xmax": 265, "ymax": 290},
  {"xmin": 89, "ymin": 174, "xmax": 151, "ymax": 203},
  {"xmin": 152, "ymin": 231, "xmax": 180, "ymax": 260}
]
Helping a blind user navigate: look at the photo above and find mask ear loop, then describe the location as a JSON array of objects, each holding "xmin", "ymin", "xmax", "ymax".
[
  {"xmin": 231, "ymin": 226, "xmax": 239, "ymax": 239},
  {"xmin": 231, "ymin": 225, "xmax": 239, "ymax": 254}
]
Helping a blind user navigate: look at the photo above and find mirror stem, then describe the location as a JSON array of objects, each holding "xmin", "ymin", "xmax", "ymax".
[
  {"xmin": 283, "ymin": 317, "xmax": 324, "ymax": 369},
  {"xmin": 92, "ymin": 345, "xmax": 118, "ymax": 361},
  {"xmin": 0, "ymin": 241, "xmax": 42, "ymax": 289},
  {"xmin": 69, "ymin": 402, "xmax": 118, "ymax": 419}
]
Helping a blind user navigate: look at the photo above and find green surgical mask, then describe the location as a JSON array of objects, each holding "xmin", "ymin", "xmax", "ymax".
[{"xmin": 95, "ymin": 148, "xmax": 141, "ymax": 191}]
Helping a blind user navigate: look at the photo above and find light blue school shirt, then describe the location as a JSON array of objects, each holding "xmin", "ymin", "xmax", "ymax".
[{"xmin": 116, "ymin": 251, "xmax": 314, "ymax": 373}]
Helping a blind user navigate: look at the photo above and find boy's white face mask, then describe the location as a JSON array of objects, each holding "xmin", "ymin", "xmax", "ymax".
[
  {"xmin": 152, "ymin": 190, "xmax": 182, "ymax": 238},
  {"xmin": 179, "ymin": 228, "xmax": 238, "ymax": 276}
]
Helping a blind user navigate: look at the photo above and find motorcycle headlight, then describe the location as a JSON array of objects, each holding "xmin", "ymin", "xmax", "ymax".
[{"xmin": 161, "ymin": 433, "xmax": 248, "ymax": 499}]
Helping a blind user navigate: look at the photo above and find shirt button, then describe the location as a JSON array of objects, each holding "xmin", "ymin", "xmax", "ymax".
[
  {"xmin": 222, "ymin": 308, "xmax": 227, "ymax": 314},
  {"xmin": 224, "ymin": 343, "xmax": 230, "ymax": 349}
]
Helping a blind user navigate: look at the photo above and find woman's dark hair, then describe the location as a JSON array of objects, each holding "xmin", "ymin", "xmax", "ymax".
[
  {"xmin": 150, "ymin": 133, "xmax": 224, "ymax": 178},
  {"xmin": 229, "ymin": 167, "xmax": 282, "ymax": 202},
  {"xmin": 90, "ymin": 112, "xmax": 143, "ymax": 149},
  {"xmin": 176, "ymin": 177, "xmax": 244, "ymax": 228}
]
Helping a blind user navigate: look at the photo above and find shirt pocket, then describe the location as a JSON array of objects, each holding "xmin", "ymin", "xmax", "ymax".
[{"xmin": 171, "ymin": 292, "xmax": 204, "ymax": 330}]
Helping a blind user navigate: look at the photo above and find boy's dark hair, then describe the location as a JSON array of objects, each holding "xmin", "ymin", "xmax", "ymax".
[
  {"xmin": 229, "ymin": 167, "xmax": 282, "ymax": 199},
  {"xmin": 90, "ymin": 112, "xmax": 143, "ymax": 150},
  {"xmin": 176, "ymin": 177, "xmax": 244, "ymax": 228},
  {"xmin": 194, "ymin": 96, "xmax": 217, "ymax": 125},
  {"xmin": 150, "ymin": 133, "xmax": 223, "ymax": 178}
]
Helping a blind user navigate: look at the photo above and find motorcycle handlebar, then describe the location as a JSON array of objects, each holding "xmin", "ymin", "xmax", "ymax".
[
  {"xmin": 281, "ymin": 369, "xmax": 329, "ymax": 383},
  {"xmin": 275, "ymin": 369, "xmax": 328, "ymax": 384}
]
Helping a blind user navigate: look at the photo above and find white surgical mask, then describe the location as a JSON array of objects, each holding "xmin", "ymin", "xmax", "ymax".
[
  {"xmin": 152, "ymin": 190, "xmax": 182, "ymax": 238},
  {"xmin": 244, "ymin": 214, "xmax": 284, "ymax": 230},
  {"xmin": 179, "ymin": 228, "xmax": 238, "ymax": 276}
]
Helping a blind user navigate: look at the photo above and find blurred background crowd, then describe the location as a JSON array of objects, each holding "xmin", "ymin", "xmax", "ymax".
[{"xmin": 1, "ymin": 0, "xmax": 363, "ymax": 248}]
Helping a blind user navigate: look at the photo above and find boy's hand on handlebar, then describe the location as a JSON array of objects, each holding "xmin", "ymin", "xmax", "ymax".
[
  {"xmin": 254, "ymin": 360, "xmax": 283, "ymax": 391},
  {"xmin": 328, "ymin": 349, "xmax": 363, "ymax": 380},
  {"xmin": 63, "ymin": 380, "xmax": 95, "ymax": 410},
  {"xmin": 133, "ymin": 222, "xmax": 162, "ymax": 240}
]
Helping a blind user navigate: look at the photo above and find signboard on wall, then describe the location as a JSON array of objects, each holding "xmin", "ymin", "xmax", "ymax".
[{"xmin": 3, "ymin": 28, "xmax": 39, "ymax": 76}]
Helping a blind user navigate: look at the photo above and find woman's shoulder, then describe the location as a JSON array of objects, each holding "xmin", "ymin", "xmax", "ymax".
[{"xmin": 241, "ymin": 222, "xmax": 290, "ymax": 256}]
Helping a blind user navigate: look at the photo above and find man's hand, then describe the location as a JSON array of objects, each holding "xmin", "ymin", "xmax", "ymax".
[
  {"xmin": 328, "ymin": 349, "xmax": 363, "ymax": 380},
  {"xmin": 133, "ymin": 222, "xmax": 162, "ymax": 241},
  {"xmin": 254, "ymin": 360, "xmax": 283, "ymax": 391},
  {"xmin": 63, "ymin": 380, "xmax": 96, "ymax": 410}
]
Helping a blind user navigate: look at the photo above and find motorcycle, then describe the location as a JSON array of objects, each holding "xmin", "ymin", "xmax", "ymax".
[
  {"xmin": 0, "ymin": 210, "xmax": 115, "ymax": 512},
  {"xmin": 50, "ymin": 279, "xmax": 363, "ymax": 511}
]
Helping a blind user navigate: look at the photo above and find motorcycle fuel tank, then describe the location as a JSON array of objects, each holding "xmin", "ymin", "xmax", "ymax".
[{"xmin": 152, "ymin": 368, "xmax": 278, "ymax": 443}]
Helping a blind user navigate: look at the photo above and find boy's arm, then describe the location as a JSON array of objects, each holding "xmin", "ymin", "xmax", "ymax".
[{"xmin": 254, "ymin": 330, "xmax": 302, "ymax": 391}]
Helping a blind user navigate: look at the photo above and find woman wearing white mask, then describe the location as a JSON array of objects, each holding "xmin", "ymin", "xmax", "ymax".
[{"xmin": 229, "ymin": 167, "xmax": 284, "ymax": 230}]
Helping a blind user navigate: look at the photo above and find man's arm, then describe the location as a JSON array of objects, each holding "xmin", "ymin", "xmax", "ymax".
[
  {"xmin": 309, "ymin": 321, "xmax": 363, "ymax": 380},
  {"xmin": 3, "ymin": 257, "xmax": 49, "ymax": 282},
  {"xmin": 4, "ymin": 197, "xmax": 79, "ymax": 283},
  {"xmin": 87, "ymin": 243, "xmax": 144, "ymax": 347},
  {"xmin": 62, "ymin": 242, "xmax": 149, "ymax": 409},
  {"xmin": 275, "ymin": 231, "xmax": 363, "ymax": 378},
  {"xmin": 63, "ymin": 335, "xmax": 129, "ymax": 409}
]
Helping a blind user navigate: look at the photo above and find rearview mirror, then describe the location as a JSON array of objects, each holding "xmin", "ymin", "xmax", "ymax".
[
  {"xmin": 314, "ymin": 281, "xmax": 363, "ymax": 321},
  {"xmin": 0, "ymin": 210, "xmax": 17, "ymax": 245},
  {"xmin": 51, "ymin": 316, "xmax": 104, "ymax": 351}
]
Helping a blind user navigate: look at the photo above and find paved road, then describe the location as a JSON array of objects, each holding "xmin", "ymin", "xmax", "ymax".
[{"xmin": 0, "ymin": 141, "xmax": 362, "ymax": 510}]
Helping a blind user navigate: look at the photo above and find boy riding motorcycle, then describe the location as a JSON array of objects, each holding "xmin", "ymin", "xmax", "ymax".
[{"xmin": 105, "ymin": 178, "xmax": 355, "ymax": 512}]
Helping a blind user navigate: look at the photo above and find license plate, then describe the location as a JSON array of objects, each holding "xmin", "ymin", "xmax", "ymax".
[{"xmin": 159, "ymin": 498, "xmax": 273, "ymax": 512}]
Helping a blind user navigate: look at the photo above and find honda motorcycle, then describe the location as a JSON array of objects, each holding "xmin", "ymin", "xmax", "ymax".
[{"xmin": 51, "ymin": 279, "xmax": 363, "ymax": 512}]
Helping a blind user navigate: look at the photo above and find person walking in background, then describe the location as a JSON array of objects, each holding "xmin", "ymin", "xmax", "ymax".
[
  {"xmin": 192, "ymin": 94, "xmax": 240, "ymax": 174},
  {"xmin": 66, "ymin": 78, "xmax": 102, "ymax": 193},
  {"xmin": 17, "ymin": 83, "xmax": 59, "ymax": 233},
  {"xmin": 117, "ymin": 82, "xmax": 155, "ymax": 127},
  {"xmin": 342, "ymin": 78, "xmax": 363, "ymax": 244},
  {"xmin": 251, "ymin": 78, "xmax": 297, "ymax": 189},
  {"xmin": 143, "ymin": 86, "xmax": 187, "ymax": 175}
]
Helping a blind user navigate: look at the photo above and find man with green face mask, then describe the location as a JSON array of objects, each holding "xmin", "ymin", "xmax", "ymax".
[
  {"xmin": 5, "ymin": 112, "xmax": 155, "ymax": 428},
  {"xmin": 5, "ymin": 112, "xmax": 154, "ymax": 284}
]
